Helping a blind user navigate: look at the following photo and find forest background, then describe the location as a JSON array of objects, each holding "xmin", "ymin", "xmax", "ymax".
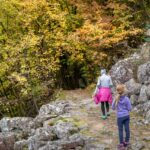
[{"xmin": 0, "ymin": 0, "xmax": 150, "ymax": 117}]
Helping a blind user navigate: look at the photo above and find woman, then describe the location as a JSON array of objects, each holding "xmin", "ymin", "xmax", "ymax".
[{"xmin": 93, "ymin": 69, "xmax": 113, "ymax": 119}]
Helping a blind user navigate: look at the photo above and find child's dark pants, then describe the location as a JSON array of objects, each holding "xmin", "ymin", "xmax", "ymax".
[
  {"xmin": 117, "ymin": 115, "xmax": 130, "ymax": 144},
  {"xmin": 101, "ymin": 101, "xmax": 109, "ymax": 116}
]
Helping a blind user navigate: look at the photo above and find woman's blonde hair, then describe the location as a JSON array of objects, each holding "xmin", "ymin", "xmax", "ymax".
[{"xmin": 115, "ymin": 84, "xmax": 126, "ymax": 106}]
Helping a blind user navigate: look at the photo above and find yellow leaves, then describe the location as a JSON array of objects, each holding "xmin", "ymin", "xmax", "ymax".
[
  {"xmin": 9, "ymin": 72, "xmax": 27, "ymax": 85},
  {"xmin": 128, "ymin": 29, "xmax": 143, "ymax": 36},
  {"xmin": 19, "ymin": 32, "xmax": 40, "ymax": 50},
  {"xmin": 0, "ymin": 63, "xmax": 9, "ymax": 76},
  {"xmin": 0, "ymin": 0, "xmax": 145, "ymax": 94}
]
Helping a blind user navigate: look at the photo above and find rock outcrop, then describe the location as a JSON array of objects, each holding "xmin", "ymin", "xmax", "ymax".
[
  {"xmin": 0, "ymin": 101, "xmax": 103, "ymax": 150},
  {"xmin": 110, "ymin": 31, "xmax": 150, "ymax": 123}
]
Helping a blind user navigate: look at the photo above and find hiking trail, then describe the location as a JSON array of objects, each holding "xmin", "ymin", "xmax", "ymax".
[{"xmin": 57, "ymin": 89, "xmax": 150, "ymax": 150}]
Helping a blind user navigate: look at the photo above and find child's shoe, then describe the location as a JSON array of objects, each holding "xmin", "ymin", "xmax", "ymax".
[
  {"xmin": 101, "ymin": 115, "xmax": 107, "ymax": 120},
  {"xmin": 123, "ymin": 142, "xmax": 131, "ymax": 148},
  {"xmin": 117, "ymin": 144, "xmax": 125, "ymax": 150}
]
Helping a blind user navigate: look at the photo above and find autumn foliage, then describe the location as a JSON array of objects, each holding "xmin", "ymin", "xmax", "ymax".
[{"xmin": 0, "ymin": 0, "xmax": 149, "ymax": 117}]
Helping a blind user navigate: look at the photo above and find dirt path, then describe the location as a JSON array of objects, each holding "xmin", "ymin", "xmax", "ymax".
[{"xmin": 56, "ymin": 89, "xmax": 150, "ymax": 150}]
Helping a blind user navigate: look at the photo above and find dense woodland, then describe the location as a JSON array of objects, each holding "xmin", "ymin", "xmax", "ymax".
[{"xmin": 0, "ymin": 0, "xmax": 150, "ymax": 117}]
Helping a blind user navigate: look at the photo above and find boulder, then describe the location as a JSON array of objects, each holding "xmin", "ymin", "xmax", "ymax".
[
  {"xmin": 135, "ymin": 101, "xmax": 150, "ymax": 115},
  {"xmin": 33, "ymin": 114, "xmax": 58, "ymax": 128},
  {"xmin": 0, "ymin": 117, "xmax": 34, "ymax": 133},
  {"xmin": 130, "ymin": 94, "xmax": 139, "ymax": 105},
  {"xmin": 131, "ymin": 142, "xmax": 145, "ymax": 150},
  {"xmin": 59, "ymin": 134, "xmax": 85, "ymax": 149},
  {"xmin": 14, "ymin": 126, "xmax": 57, "ymax": 150},
  {"xmin": 14, "ymin": 140, "xmax": 28, "ymax": 150},
  {"xmin": 38, "ymin": 101, "xmax": 70, "ymax": 116},
  {"xmin": 34, "ymin": 126, "xmax": 57, "ymax": 141},
  {"xmin": 125, "ymin": 79, "xmax": 141, "ymax": 96},
  {"xmin": 0, "ymin": 132, "xmax": 16, "ymax": 150},
  {"xmin": 137, "ymin": 61, "xmax": 150, "ymax": 84},
  {"xmin": 138, "ymin": 85, "xmax": 148, "ymax": 103},
  {"xmin": 53, "ymin": 122, "xmax": 79, "ymax": 139},
  {"xmin": 110, "ymin": 53, "xmax": 141, "ymax": 85}
]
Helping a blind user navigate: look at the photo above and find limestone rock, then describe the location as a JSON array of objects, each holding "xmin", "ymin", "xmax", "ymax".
[
  {"xmin": 0, "ymin": 117, "xmax": 34, "ymax": 133},
  {"xmin": 84, "ymin": 143, "xmax": 106, "ymax": 150},
  {"xmin": 138, "ymin": 85, "xmax": 148, "ymax": 103},
  {"xmin": 130, "ymin": 94, "xmax": 139, "ymax": 105},
  {"xmin": 135, "ymin": 101, "xmax": 150, "ymax": 115},
  {"xmin": 38, "ymin": 101, "xmax": 70, "ymax": 116},
  {"xmin": 125, "ymin": 78, "xmax": 141, "ymax": 96},
  {"xmin": 110, "ymin": 53, "xmax": 141, "ymax": 85},
  {"xmin": 59, "ymin": 134, "xmax": 85, "ymax": 150},
  {"xmin": 33, "ymin": 114, "xmax": 58, "ymax": 128},
  {"xmin": 137, "ymin": 61, "xmax": 150, "ymax": 84},
  {"xmin": 53, "ymin": 122, "xmax": 79, "ymax": 139},
  {"xmin": 0, "ymin": 132, "xmax": 16, "ymax": 150},
  {"xmin": 131, "ymin": 142, "xmax": 145, "ymax": 150},
  {"xmin": 14, "ymin": 140, "xmax": 28, "ymax": 150}
]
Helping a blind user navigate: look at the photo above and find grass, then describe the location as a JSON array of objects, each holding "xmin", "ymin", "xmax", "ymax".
[{"xmin": 48, "ymin": 116, "xmax": 87, "ymax": 129}]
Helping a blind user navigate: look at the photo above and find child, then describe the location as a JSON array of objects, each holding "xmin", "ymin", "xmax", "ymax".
[
  {"xmin": 93, "ymin": 69, "xmax": 113, "ymax": 119},
  {"xmin": 112, "ymin": 84, "xmax": 132, "ymax": 150}
]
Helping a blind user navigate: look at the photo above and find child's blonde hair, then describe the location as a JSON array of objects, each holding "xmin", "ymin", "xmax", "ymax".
[{"xmin": 115, "ymin": 84, "xmax": 126, "ymax": 106}]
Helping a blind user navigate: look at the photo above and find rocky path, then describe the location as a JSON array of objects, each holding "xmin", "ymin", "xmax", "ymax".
[
  {"xmin": 0, "ymin": 89, "xmax": 150, "ymax": 150},
  {"xmin": 57, "ymin": 89, "xmax": 150, "ymax": 150}
]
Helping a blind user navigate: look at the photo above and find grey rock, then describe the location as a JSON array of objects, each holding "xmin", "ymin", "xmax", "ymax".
[
  {"xmin": 138, "ymin": 85, "xmax": 148, "ymax": 103},
  {"xmin": 34, "ymin": 126, "xmax": 57, "ymax": 141},
  {"xmin": 26, "ymin": 135, "xmax": 47, "ymax": 150},
  {"xmin": 146, "ymin": 110, "xmax": 150, "ymax": 123},
  {"xmin": 33, "ymin": 114, "xmax": 58, "ymax": 128},
  {"xmin": 14, "ymin": 140, "xmax": 28, "ymax": 150},
  {"xmin": 38, "ymin": 141, "xmax": 62, "ymax": 150},
  {"xmin": 0, "ymin": 117, "xmax": 34, "ymax": 133},
  {"xmin": 37, "ymin": 135, "xmax": 86, "ymax": 150},
  {"xmin": 136, "ymin": 101, "xmax": 150, "ymax": 113},
  {"xmin": 110, "ymin": 53, "xmax": 141, "ymax": 85},
  {"xmin": 84, "ymin": 143, "xmax": 106, "ymax": 150},
  {"xmin": 140, "ymin": 42, "xmax": 150, "ymax": 61},
  {"xmin": 53, "ymin": 122, "xmax": 79, "ymax": 139},
  {"xmin": 0, "ymin": 132, "xmax": 16, "ymax": 150},
  {"xmin": 137, "ymin": 61, "xmax": 150, "ymax": 84},
  {"xmin": 0, "ymin": 100, "xmax": 103, "ymax": 150},
  {"xmin": 146, "ymin": 84, "xmax": 150, "ymax": 100},
  {"xmin": 38, "ymin": 101, "xmax": 70, "ymax": 116},
  {"xmin": 131, "ymin": 142, "xmax": 144, "ymax": 150},
  {"xmin": 143, "ymin": 136, "xmax": 150, "ymax": 141},
  {"xmin": 59, "ymin": 138, "xmax": 84, "ymax": 150},
  {"xmin": 130, "ymin": 94, "xmax": 139, "ymax": 105},
  {"xmin": 14, "ymin": 126, "xmax": 58, "ymax": 150},
  {"xmin": 125, "ymin": 79, "xmax": 141, "ymax": 96}
]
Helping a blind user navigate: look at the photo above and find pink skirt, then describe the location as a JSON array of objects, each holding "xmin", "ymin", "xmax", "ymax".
[{"xmin": 94, "ymin": 87, "xmax": 112, "ymax": 104}]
